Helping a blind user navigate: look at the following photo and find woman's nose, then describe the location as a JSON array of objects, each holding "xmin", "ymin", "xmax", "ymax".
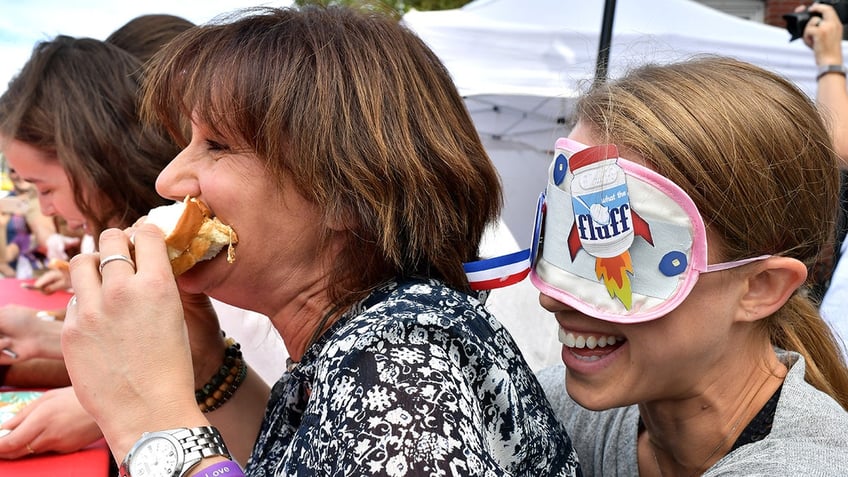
[
  {"xmin": 538, "ymin": 292, "xmax": 574, "ymax": 313},
  {"xmin": 38, "ymin": 195, "xmax": 56, "ymax": 217},
  {"xmin": 155, "ymin": 147, "xmax": 200, "ymax": 201}
]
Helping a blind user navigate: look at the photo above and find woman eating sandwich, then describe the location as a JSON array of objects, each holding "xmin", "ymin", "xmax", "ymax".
[{"xmin": 58, "ymin": 5, "xmax": 581, "ymax": 477}]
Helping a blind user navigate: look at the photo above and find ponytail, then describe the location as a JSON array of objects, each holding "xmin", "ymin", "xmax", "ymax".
[{"xmin": 769, "ymin": 293, "xmax": 848, "ymax": 410}]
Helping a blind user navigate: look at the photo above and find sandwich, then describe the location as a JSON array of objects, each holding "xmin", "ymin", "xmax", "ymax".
[{"xmin": 145, "ymin": 196, "xmax": 238, "ymax": 275}]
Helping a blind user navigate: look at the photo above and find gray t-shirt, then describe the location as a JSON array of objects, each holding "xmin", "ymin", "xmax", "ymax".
[{"xmin": 537, "ymin": 350, "xmax": 848, "ymax": 476}]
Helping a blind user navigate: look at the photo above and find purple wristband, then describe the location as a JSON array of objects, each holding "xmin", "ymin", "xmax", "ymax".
[{"xmin": 195, "ymin": 460, "xmax": 245, "ymax": 477}]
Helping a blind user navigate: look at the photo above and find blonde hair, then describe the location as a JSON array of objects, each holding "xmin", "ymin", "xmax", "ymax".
[{"xmin": 576, "ymin": 56, "xmax": 848, "ymax": 409}]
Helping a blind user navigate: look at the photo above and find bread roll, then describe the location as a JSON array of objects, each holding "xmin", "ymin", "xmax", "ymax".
[{"xmin": 145, "ymin": 196, "xmax": 238, "ymax": 275}]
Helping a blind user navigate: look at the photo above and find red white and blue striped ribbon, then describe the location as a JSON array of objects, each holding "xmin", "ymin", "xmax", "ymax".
[{"xmin": 463, "ymin": 248, "xmax": 531, "ymax": 291}]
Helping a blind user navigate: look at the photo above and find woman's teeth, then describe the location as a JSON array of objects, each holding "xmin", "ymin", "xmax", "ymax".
[{"xmin": 558, "ymin": 328, "xmax": 623, "ymax": 349}]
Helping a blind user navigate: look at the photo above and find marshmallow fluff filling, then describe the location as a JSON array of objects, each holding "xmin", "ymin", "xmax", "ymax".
[{"xmin": 146, "ymin": 203, "xmax": 183, "ymax": 260}]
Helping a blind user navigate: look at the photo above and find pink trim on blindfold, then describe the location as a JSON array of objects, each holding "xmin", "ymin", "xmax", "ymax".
[
  {"xmin": 529, "ymin": 138, "xmax": 772, "ymax": 322},
  {"xmin": 464, "ymin": 137, "xmax": 772, "ymax": 323}
]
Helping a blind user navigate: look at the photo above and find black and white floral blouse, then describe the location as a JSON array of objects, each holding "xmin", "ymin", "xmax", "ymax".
[{"xmin": 245, "ymin": 278, "xmax": 581, "ymax": 476}]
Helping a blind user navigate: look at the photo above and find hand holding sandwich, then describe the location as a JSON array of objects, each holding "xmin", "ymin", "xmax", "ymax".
[
  {"xmin": 62, "ymin": 198, "xmax": 258, "ymax": 463},
  {"xmin": 63, "ymin": 224, "xmax": 208, "ymax": 458}
]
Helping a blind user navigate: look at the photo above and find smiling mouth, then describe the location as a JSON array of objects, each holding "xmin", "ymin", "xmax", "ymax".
[{"xmin": 558, "ymin": 327, "xmax": 626, "ymax": 350}]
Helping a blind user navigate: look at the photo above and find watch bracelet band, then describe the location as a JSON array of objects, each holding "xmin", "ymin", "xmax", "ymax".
[
  {"xmin": 170, "ymin": 426, "xmax": 231, "ymax": 465},
  {"xmin": 119, "ymin": 426, "xmax": 231, "ymax": 477},
  {"xmin": 817, "ymin": 64, "xmax": 847, "ymax": 81}
]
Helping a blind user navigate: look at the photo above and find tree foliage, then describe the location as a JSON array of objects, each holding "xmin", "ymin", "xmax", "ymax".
[{"xmin": 294, "ymin": 0, "xmax": 473, "ymax": 19}]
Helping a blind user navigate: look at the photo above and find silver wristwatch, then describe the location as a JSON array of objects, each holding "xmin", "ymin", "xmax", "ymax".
[
  {"xmin": 817, "ymin": 64, "xmax": 848, "ymax": 81},
  {"xmin": 119, "ymin": 426, "xmax": 230, "ymax": 477}
]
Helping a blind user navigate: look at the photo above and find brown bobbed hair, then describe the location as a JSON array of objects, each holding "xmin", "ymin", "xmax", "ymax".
[
  {"xmin": 575, "ymin": 55, "xmax": 848, "ymax": 409},
  {"xmin": 142, "ymin": 6, "xmax": 503, "ymax": 305},
  {"xmin": 106, "ymin": 13, "xmax": 195, "ymax": 65}
]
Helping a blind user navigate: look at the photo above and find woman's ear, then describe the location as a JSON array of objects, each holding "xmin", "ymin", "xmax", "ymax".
[
  {"xmin": 324, "ymin": 204, "xmax": 356, "ymax": 232},
  {"xmin": 737, "ymin": 256, "xmax": 807, "ymax": 322}
]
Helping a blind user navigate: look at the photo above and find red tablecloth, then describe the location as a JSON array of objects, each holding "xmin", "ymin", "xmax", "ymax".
[
  {"xmin": 0, "ymin": 278, "xmax": 74, "ymax": 310},
  {"xmin": 0, "ymin": 278, "xmax": 112, "ymax": 476},
  {"xmin": 0, "ymin": 439, "xmax": 111, "ymax": 477}
]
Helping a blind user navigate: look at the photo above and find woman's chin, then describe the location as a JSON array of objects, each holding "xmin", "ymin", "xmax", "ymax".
[{"xmin": 564, "ymin": 377, "xmax": 628, "ymax": 411}]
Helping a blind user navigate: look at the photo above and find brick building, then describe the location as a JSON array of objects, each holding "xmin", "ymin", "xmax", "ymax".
[
  {"xmin": 697, "ymin": 0, "xmax": 813, "ymax": 27},
  {"xmin": 763, "ymin": 1, "xmax": 808, "ymax": 27}
]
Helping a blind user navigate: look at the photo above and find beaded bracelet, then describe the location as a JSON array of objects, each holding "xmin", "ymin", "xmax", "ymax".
[
  {"xmin": 195, "ymin": 338, "xmax": 248, "ymax": 413},
  {"xmin": 193, "ymin": 459, "xmax": 245, "ymax": 477}
]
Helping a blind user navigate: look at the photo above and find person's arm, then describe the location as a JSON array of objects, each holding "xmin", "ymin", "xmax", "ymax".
[
  {"xmin": 62, "ymin": 226, "xmax": 264, "ymax": 472},
  {"xmin": 200, "ymin": 368, "xmax": 268, "ymax": 466},
  {"xmin": 179, "ymin": 292, "xmax": 269, "ymax": 466},
  {"xmin": 817, "ymin": 72, "xmax": 848, "ymax": 167},
  {"xmin": 32, "ymin": 268, "xmax": 72, "ymax": 294},
  {"xmin": 0, "ymin": 304, "xmax": 69, "ymax": 389},
  {"xmin": 0, "ymin": 305, "xmax": 65, "ymax": 361},
  {"xmin": 0, "ymin": 386, "xmax": 102, "ymax": 458},
  {"xmin": 2, "ymin": 359, "xmax": 71, "ymax": 388},
  {"xmin": 803, "ymin": 3, "xmax": 848, "ymax": 168},
  {"xmin": 0, "ymin": 213, "xmax": 16, "ymax": 277}
]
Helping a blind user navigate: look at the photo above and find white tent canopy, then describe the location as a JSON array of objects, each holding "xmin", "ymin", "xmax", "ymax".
[
  {"xmin": 404, "ymin": 0, "xmax": 820, "ymax": 245},
  {"xmin": 405, "ymin": 0, "xmax": 817, "ymax": 101}
]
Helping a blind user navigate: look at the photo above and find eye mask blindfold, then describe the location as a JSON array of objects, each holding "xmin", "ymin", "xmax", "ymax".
[{"xmin": 464, "ymin": 138, "xmax": 767, "ymax": 323}]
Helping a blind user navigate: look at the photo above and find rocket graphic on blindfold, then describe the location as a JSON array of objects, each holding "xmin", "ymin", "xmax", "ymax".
[{"xmin": 561, "ymin": 144, "xmax": 654, "ymax": 309}]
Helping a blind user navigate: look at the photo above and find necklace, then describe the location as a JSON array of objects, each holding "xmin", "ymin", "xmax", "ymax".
[
  {"xmin": 650, "ymin": 447, "xmax": 663, "ymax": 477},
  {"xmin": 284, "ymin": 304, "xmax": 342, "ymax": 373},
  {"xmin": 647, "ymin": 374, "xmax": 772, "ymax": 477}
]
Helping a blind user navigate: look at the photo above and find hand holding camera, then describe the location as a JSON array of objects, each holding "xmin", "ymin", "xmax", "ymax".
[
  {"xmin": 785, "ymin": 0, "xmax": 848, "ymax": 42},
  {"xmin": 790, "ymin": 2, "xmax": 847, "ymax": 76}
]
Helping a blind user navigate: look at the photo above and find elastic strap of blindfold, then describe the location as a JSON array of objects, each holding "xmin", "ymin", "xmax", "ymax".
[{"xmin": 702, "ymin": 255, "xmax": 771, "ymax": 273}]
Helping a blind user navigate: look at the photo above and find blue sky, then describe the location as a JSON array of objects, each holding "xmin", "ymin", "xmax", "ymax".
[{"xmin": 0, "ymin": 0, "xmax": 292, "ymax": 95}]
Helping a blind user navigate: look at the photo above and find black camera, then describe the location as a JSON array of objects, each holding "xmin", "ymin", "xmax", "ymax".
[{"xmin": 784, "ymin": 0, "xmax": 848, "ymax": 41}]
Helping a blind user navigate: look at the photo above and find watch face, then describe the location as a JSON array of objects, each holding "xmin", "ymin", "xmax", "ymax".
[{"xmin": 128, "ymin": 436, "xmax": 182, "ymax": 477}]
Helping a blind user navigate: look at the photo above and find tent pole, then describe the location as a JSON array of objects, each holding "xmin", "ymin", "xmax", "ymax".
[{"xmin": 594, "ymin": 0, "xmax": 617, "ymax": 86}]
